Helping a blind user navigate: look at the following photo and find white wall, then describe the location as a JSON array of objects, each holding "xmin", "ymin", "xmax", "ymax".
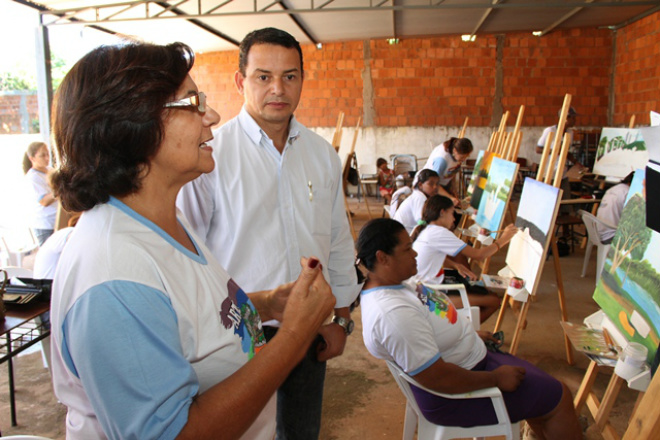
[{"xmin": 313, "ymin": 126, "xmax": 547, "ymax": 175}]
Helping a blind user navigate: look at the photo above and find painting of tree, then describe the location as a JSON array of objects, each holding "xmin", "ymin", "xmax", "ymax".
[{"xmin": 594, "ymin": 170, "xmax": 660, "ymax": 364}]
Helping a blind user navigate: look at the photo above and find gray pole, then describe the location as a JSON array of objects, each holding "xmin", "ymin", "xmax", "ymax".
[{"xmin": 35, "ymin": 21, "xmax": 53, "ymax": 146}]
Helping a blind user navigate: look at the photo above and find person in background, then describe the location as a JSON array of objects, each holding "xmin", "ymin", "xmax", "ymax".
[
  {"xmin": 33, "ymin": 214, "xmax": 80, "ymax": 279},
  {"xmin": 410, "ymin": 195, "xmax": 517, "ymax": 322},
  {"xmin": 417, "ymin": 137, "xmax": 473, "ymax": 206},
  {"xmin": 393, "ymin": 169, "xmax": 439, "ymax": 234},
  {"xmin": 357, "ymin": 218, "xmax": 582, "ymax": 440},
  {"xmin": 377, "ymin": 157, "xmax": 395, "ymax": 205},
  {"xmin": 536, "ymin": 106, "xmax": 586, "ymax": 171},
  {"xmin": 596, "ymin": 172, "xmax": 634, "ymax": 244},
  {"xmin": 177, "ymin": 27, "xmax": 360, "ymax": 440},
  {"xmin": 23, "ymin": 141, "xmax": 57, "ymax": 245},
  {"xmin": 49, "ymin": 41, "xmax": 334, "ymax": 440}
]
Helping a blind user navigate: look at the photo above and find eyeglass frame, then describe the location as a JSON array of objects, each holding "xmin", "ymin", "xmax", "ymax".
[{"xmin": 164, "ymin": 92, "xmax": 207, "ymax": 112}]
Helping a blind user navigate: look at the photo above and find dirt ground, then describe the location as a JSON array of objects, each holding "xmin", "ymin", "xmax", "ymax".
[{"xmin": 0, "ymin": 196, "xmax": 640, "ymax": 439}]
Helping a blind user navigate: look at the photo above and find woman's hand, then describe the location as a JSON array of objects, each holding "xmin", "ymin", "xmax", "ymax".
[
  {"xmin": 455, "ymin": 264, "xmax": 477, "ymax": 281},
  {"xmin": 492, "ymin": 365, "xmax": 525, "ymax": 392},
  {"xmin": 499, "ymin": 224, "xmax": 518, "ymax": 244},
  {"xmin": 278, "ymin": 257, "xmax": 336, "ymax": 351},
  {"xmin": 477, "ymin": 330, "xmax": 500, "ymax": 344}
]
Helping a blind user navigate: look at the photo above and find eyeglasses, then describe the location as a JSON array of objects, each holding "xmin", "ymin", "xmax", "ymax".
[{"xmin": 164, "ymin": 92, "xmax": 207, "ymax": 112}]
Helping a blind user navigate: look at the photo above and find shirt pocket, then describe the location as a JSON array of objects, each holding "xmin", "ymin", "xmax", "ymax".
[{"xmin": 311, "ymin": 185, "xmax": 333, "ymax": 236}]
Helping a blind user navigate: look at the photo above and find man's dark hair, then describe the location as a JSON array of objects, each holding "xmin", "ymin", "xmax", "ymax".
[
  {"xmin": 238, "ymin": 27, "xmax": 304, "ymax": 76},
  {"xmin": 51, "ymin": 41, "xmax": 194, "ymax": 212}
]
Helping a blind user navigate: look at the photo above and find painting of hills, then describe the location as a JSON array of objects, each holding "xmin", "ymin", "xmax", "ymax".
[
  {"xmin": 505, "ymin": 178, "xmax": 561, "ymax": 295},
  {"xmin": 593, "ymin": 128, "xmax": 648, "ymax": 179}
]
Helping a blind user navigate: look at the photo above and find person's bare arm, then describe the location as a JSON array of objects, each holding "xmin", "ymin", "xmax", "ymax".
[
  {"xmin": 459, "ymin": 224, "xmax": 518, "ymax": 261},
  {"xmin": 177, "ymin": 258, "xmax": 335, "ymax": 439},
  {"xmin": 39, "ymin": 193, "xmax": 57, "ymax": 207},
  {"xmin": 413, "ymin": 357, "xmax": 525, "ymax": 395}
]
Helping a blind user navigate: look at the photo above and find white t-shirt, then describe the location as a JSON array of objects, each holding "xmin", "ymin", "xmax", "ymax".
[
  {"xmin": 25, "ymin": 168, "xmax": 57, "ymax": 229},
  {"xmin": 393, "ymin": 189, "xmax": 428, "ymax": 234},
  {"xmin": 33, "ymin": 227, "xmax": 74, "ymax": 279},
  {"xmin": 419, "ymin": 146, "xmax": 460, "ymax": 187},
  {"xmin": 596, "ymin": 183, "xmax": 630, "ymax": 242},
  {"xmin": 51, "ymin": 198, "xmax": 275, "ymax": 440},
  {"xmin": 361, "ymin": 282, "xmax": 486, "ymax": 376},
  {"xmin": 413, "ymin": 225, "xmax": 467, "ymax": 284}
]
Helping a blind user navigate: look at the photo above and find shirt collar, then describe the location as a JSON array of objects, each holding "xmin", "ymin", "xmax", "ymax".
[{"xmin": 238, "ymin": 106, "xmax": 301, "ymax": 147}]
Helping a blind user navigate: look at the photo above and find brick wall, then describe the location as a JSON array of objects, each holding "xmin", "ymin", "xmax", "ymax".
[
  {"xmin": 0, "ymin": 93, "xmax": 39, "ymax": 134},
  {"xmin": 193, "ymin": 27, "xmax": 619, "ymax": 129},
  {"xmin": 503, "ymin": 28, "xmax": 612, "ymax": 128},
  {"xmin": 613, "ymin": 12, "xmax": 660, "ymax": 127}
]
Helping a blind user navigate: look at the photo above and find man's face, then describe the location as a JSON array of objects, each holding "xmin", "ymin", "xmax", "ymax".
[
  {"xmin": 566, "ymin": 113, "xmax": 576, "ymax": 128},
  {"xmin": 235, "ymin": 43, "xmax": 303, "ymax": 129}
]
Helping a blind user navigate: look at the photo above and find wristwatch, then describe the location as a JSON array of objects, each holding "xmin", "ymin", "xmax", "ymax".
[{"xmin": 332, "ymin": 316, "xmax": 355, "ymax": 335}]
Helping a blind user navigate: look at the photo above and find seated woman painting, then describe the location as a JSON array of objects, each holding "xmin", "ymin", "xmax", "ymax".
[
  {"xmin": 357, "ymin": 218, "xmax": 582, "ymax": 439},
  {"xmin": 410, "ymin": 195, "xmax": 518, "ymax": 322},
  {"xmin": 393, "ymin": 169, "xmax": 439, "ymax": 234}
]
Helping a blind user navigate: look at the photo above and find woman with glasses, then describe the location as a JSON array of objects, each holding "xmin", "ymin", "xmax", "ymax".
[
  {"xmin": 49, "ymin": 41, "xmax": 334, "ymax": 440},
  {"xmin": 23, "ymin": 141, "xmax": 58, "ymax": 245}
]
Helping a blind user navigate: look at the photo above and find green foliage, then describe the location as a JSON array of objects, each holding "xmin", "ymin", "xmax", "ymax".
[
  {"xmin": 612, "ymin": 194, "xmax": 652, "ymax": 261},
  {"xmin": 0, "ymin": 54, "xmax": 69, "ymax": 92},
  {"xmin": 625, "ymin": 258, "xmax": 660, "ymax": 304},
  {"xmin": 0, "ymin": 71, "xmax": 36, "ymax": 91}
]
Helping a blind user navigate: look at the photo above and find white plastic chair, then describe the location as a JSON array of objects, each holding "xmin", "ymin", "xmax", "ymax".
[
  {"xmin": 421, "ymin": 282, "xmax": 480, "ymax": 330},
  {"xmin": 386, "ymin": 361, "xmax": 520, "ymax": 440},
  {"xmin": 0, "ymin": 228, "xmax": 39, "ymax": 268},
  {"xmin": 579, "ymin": 210, "xmax": 614, "ymax": 283},
  {"xmin": 2, "ymin": 267, "xmax": 51, "ymax": 371},
  {"xmin": 0, "ymin": 436, "xmax": 54, "ymax": 440}
]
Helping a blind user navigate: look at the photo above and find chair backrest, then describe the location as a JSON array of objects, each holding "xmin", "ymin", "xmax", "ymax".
[
  {"xmin": 390, "ymin": 154, "xmax": 418, "ymax": 177},
  {"xmin": 385, "ymin": 360, "xmax": 517, "ymax": 440},
  {"xmin": 579, "ymin": 209, "xmax": 613, "ymax": 246},
  {"xmin": 3, "ymin": 266, "xmax": 34, "ymax": 278}
]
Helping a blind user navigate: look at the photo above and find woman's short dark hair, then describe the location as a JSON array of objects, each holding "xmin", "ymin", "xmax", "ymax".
[
  {"xmin": 357, "ymin": 218, "xmax": 406, "ymax": 271},
  {"xmin": 51, "ymin": 41, "xmax": 194, "ymax": 212},
  {"xmin": 410, "ymin": 195, "xmax": 454, "ymax": 242},
  {"xmin": 239, "ymin": 27, "xmax": 303, "ymax": 76},
  {"xmin": 446, "ymin": 137, "xmax": 473, "ymax": 155},
  {"xmin": 376, "ymin": 157, "xmax": 388, "ymax": 168},
  {"xmin": 414, "ymin": 169, "xmax": 439, "ymax": 189},
  {"xmin": 23, "ymin": 141, "xmax": 47, "ymax": 174}
]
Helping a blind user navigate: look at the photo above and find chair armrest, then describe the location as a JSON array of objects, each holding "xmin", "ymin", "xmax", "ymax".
[{"xmin": 421, "ymin": 282, "xmax": 471, "ymax": 311}]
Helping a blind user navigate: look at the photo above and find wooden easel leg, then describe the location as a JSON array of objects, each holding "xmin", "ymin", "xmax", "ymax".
[
  {"xmin": 574, "ymin": 360, "xmax": 600, "ymax": 411},
  {"xmin": 344, "ymin": 195, "xmax": 357, "ymax": 241},
  {"xmin": 551, "ymin": 238, "xmax": 574, "ymax": 365},
  {"xmin": 493, "ymin": 293, "xmax": 508, "ymax": 333},
  {"xmin": 509, "ymin": 300, "xmax": 530, "ymax": 355},
  {"xmin": 359, "ymin": 180, "xmax": 373, "ymax": 220},
  {"xmin": 595, "ymin": 373, "xmax": 624, "ymax": 433}
]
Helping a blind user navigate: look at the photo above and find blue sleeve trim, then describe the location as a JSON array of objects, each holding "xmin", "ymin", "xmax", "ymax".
[
  {"xmin": 432, "ymin": 157, "xmax": 449, "ymax": 177},
  {"xmin": 451, "ymin": 243, "xmax": 468, "ymax": 257},
  {"xmin": 61, "ymin": 280, "xmax": 197, "ymax": 440},
  {"xmin": 408, "ymin": 353, "xmax": 442, "ymax": 376}
]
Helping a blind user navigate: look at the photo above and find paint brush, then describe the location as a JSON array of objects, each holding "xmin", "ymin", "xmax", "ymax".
[{"xmin": 602, "ymin": 328, "xmax": 617, "ymax": 354}]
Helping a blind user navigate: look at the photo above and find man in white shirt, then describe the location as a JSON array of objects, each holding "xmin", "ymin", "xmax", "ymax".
[{"xmin": 178, "ymin": 27, "xmax": 360, "ymax": 440}]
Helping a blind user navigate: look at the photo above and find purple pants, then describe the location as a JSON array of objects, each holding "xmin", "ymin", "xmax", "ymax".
[{"xmin": 410, "ymin": 351, "xmax": 563, "ymax": 427}]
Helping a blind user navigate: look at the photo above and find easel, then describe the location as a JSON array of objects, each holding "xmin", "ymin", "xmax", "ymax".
[
  {"xmin": 493, "ymin": 94, "xmax": 574, "ymax": 360},
  {"xmin": 572, "ymin": 316, "xmax": 648, "ymax": 440},
  {"xmin": 341, "ymin": 117, "xmax": 372, "ymax": 240},
  {"xmin": 332, "ymin": 111, "xmax": 345, "ymax": 153},
  {"xmin": 458, "ymin": 116, "xmax": 469, "ymax": 138}
]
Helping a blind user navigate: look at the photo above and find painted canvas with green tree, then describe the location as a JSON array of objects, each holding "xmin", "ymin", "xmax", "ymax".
[
  {"xmin": 593, "ymin": 169, "xmax": 660, "ymax": 364},
  {"xmin": 593, "ymin": 128, "xmax": 648, "ymax": 179}
]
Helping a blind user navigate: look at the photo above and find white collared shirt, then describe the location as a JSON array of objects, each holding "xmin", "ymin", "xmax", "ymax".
[{"xmin": 178, "ymin": 107, "xmax": 359, "ymax": 309}]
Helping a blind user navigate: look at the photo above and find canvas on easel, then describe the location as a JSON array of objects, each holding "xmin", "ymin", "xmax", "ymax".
[
  {"xmin": 593, "ymin": 128, "xmax": 648, "ymax": 179},
  {"xmin": 492, "ymin": 93, "xmax": 574, "ymax": 357},
  {"xmin": 475, "ymin": 157, "xmax": 519, "ymax": 239},
  {"xmin": 593, "ymin": 169, "xmax": 660, "ymax": 365}
]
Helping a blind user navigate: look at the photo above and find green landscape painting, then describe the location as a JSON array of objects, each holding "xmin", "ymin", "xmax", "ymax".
[{"xmin": 593, "ymin": 169, "xmax": 660, "ymax": 364}]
